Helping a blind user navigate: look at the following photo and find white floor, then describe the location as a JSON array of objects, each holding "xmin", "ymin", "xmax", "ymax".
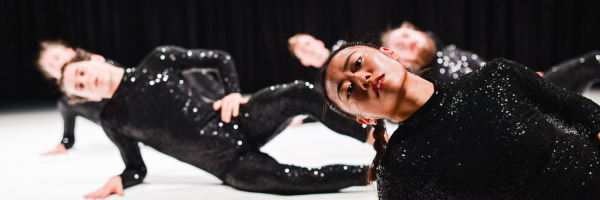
[
  {"xmin": 3, "ymin": 89, "xmax": 600, "ymax": 200},
  {"xmin": 0, "ymin": 103, "xmax": 379, "ymax": 200}
]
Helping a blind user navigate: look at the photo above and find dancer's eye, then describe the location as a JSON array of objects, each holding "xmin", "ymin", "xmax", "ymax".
[
  {"xmin": 355, "ymin": 57, "xmax": 362, "ymax": 71},
  {"xmin": 79, "ymin": 83, "xmax": 84, "ymax": 89},
  {"xmin": 347, "ymin": 84, "xmax": 353, "ymax": 99}
]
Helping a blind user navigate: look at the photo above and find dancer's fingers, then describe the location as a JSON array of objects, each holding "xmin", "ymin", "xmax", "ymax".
[
  {"xmin": 213, "ymin": 100, "xmax": 222, "ymax": 111},
  {"xmin": 221, "ymin": 100, "xmax": 232, "ymax": 123},
  {"xmin": 232, "ymin": 98, "xmax": 240, "ymax": 117},
  {"xmin": 98, "ymin": 188, "xmax": 111, "ymax": 199},
  {"xmin": 41, "ymin": 144, "xmax": 67, "ymax": 155},
  {"xmin": 115, "ymin": 185, "xmax": 124, "ymax": 196},
  {"xmin": 83, "ymin": 189, "xmax": 100, "ymax": 199}
]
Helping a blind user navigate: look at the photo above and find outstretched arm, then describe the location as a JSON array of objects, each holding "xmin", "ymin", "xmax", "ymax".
[
  {"xmin": 84, "ymin": 127, "xmax": 146, "ymax": 199},
  {"xmin": 42, "ymin": 99, "xmax": 76, "ymax": 155},
  {"xmin": 508, "ymin": 59, "xmax": 600, "ymax": 139},
  {"xmin": 148, "ymin": 46, "xmax": 241, "ymax": 94},
  {"xmin": 57, "ymin": 100, "xmax": 76, "ymax": 149}
]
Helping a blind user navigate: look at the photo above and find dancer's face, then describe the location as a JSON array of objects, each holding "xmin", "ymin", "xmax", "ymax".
[
  {"xmin": 61, "ymin": 61, "xmax": 114, "ymax": 101},
  {"xmin": 40, "ymin": 46, "xmax": 76, "ymax": 79},
  {"xmin": 325, "ymin": 46, "xmax": 407, "ymax": 123},
  {"xmin": 386, "ymin": 28, "xmax": 434, "ymax": 67},
  {"xmin": 293, "ymin": 35, "xmax": 328, "ymax": 67}
]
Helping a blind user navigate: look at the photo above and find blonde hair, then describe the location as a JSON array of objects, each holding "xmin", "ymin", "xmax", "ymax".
[
  {"xmin": 380, "ymin": 21, "xmax": 416, "ymax": 47},
  {"xmin": 287, "ymin": 33, "xmax": 314, "ymax": 59}
]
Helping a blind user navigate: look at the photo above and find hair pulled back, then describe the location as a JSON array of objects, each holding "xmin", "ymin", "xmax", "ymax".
[{"xmin": 318, "ymin": 42, "xmax": 388, "ymax": 183}]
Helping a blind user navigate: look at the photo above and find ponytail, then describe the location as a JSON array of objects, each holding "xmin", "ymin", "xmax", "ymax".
[{"xmin": 367, "ymin": 119, "xmax": 387, "ymax": 182}]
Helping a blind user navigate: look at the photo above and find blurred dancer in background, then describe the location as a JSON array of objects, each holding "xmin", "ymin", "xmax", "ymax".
[
  {"xmin": 381, "ymin": 21, "xmax": 600, "ymax": 93},
  {"xmin": 58, "ymin": 46, "xmax": 370, "ymax": 198},
  {"xmin": 38, "ymin": 41, "xmax": 247, "ymax": 155},
  {"xmin": 288, "ymin": 33, "xmax": 346, "ymax": 68}
]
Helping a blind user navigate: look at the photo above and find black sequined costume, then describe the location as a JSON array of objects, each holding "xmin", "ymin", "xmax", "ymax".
[
  {"xmin": 57, "ymin": 59, "xmax": 124, "ymax": 149},
  {"xmin": 331, "ymin": 40, "xmax": 347, "ymax": 53},
  {"xmin": 542, "ymin": 50, "xmax": 600, "ymax": 93},
  {"xmin": 421, "ymin": 32, "xmax": 488, "ymax": 83},
  {"xmin": 57, "ymin": 49, "xmax": 236, "ymax": 149},
  {"xmin": 378, "ymin": 58, "xmax": 600, "ymax": 199},
  {"xmin": 100, "ymin": 46, "xmax": 368, "ymax": 193},
  {"xmin": 421, "ymin": 32, "xmax": 600, "ymax": 94}
]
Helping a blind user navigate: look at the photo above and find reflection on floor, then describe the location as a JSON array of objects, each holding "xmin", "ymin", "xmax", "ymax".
[{"xmin": 3, "ymin": 89, "xmax": 600, "ymax": 200}]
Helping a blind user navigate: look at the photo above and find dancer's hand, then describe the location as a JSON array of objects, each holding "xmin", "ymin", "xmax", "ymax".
[
  {"xmin": 288, "ymin": 117, "xmax": 305, "ymax": 127},
  {"xmin": 41, "ymin": 143, "xmax": 67, "ymax": 155},
  {"xmin": 213, "ymin": 93, "xmax": 247, "ymax": 123},
  {"xmin": 536, "ymin": 71, "xmax": 544, "ymax": 76},
  {"xmin": 84, "ymin": 176, "xmax": 124, "ymax": 199},
  {"xmin": 597, "ymin": 132, "xmax": 600, "ymax": 143}
]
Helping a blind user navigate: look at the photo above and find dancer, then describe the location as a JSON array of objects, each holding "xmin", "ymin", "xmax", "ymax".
[
  {"xmin": 321, "ymin": 42, "xmax": 600, "ymax": 199},
  {"xmin": 37, "ymin": 40, "xmax": 126, "ymax": 155},
  {"xmin": 59, "ymin": 46, "xmax": 369, "ymax": 198},
  {"xmin": 382, "ymin": 21, "xmax": 600, "ymax": 93},
  {"xmin": 288, "ymin": 33, "xmax": 346, "ymax": 68},
  {"xmin": 37, "ymin": 41, "xmax": 244, "ymax": 155}
]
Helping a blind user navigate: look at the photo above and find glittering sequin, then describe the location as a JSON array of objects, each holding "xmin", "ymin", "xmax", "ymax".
[
  {"xmin": 378, "ymin": 58, "xmax": 600, "ymax": 199},
  {"xmin": 93, "ymin": 46, "xmax": 369, "ymax": 193}
]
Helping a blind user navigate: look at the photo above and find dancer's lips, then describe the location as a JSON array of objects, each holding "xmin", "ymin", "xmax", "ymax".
[{"xmin": 372, "ymin": 75, "xmax": 385, "ymax": 97}]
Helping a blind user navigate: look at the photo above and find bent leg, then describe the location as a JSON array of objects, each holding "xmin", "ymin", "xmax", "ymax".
[
  {"xmin": 543, "ymin": 50, "xmax": 600, "ymax": 94},
  {"xmin": 223, "ymin": 151, "xmax": 368, "ymax": 194},
  {"xmin": 238, "ymin": 81, "xmax": 369, "ymax": 147}
]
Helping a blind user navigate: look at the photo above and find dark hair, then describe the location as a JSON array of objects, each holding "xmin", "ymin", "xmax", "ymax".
[
  {"xmin": 57, "ymin": 51, "xmax": 95, "ymax": 104},
  {"xmin": 319, "ymin": 41, "xmax": 388, "ymax": 183}
]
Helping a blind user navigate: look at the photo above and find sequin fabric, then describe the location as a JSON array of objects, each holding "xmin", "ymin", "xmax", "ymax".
[
  {"xmin": 331, "ymin": 40, "xmax": 347, "ymax": 52},
  {"xmin": 542, "ymin": 50, "xmax": 600, "ymax": 94},
  {"xmin": 378, "ymin": 58, "xmax": 600, "ymax": 199},
  {"xmin": 57, "ymin": 59, "xmax": 123, "ymax": 149},
  {"xmin": 99, "ymin": 46, "xmax": 369, "ymax": 193},
  {"xmin": 56, "ymin": 48, "xmax": 238, "ymax": 148},
  {"xmin": 421, "ymin": 44, "xmax": 487, "ymax": 82},
  {"xmin": 422, "ymin": 32, "xmax": 600, "ymax": 94}
]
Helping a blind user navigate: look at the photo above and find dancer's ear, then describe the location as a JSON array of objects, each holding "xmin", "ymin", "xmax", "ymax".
[
  {"xmin": 380, "ymin": 47, "xmax": 401, "ymax": 61},
  {"xmin": 381, "ymin": 47, "xmax": 415, "ymax": 69},
  {"xmin": 357, "ymin": 117, "xmax": 377, "ymax": 125}
]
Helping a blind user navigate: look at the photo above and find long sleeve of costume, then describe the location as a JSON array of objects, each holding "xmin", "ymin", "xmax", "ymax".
[
  {"xmin": 509, "ymin": 60, "xmax": 600, "ymax": 137},
  {"xmin": 97, "ymin": 50, "xmax": 368, "ymax": 194},
  {"xmin": 542, "ymin": 50, "xmax": 600, "ymax": 94},
  {"xmin": 57, "ymin": 99, "xmax": 76, "ymax": 149},
  {"xmin": 103, "ymin": 127, "xmax": 147, "ymax": 188},
  {"xmin": 149, "ymin": 46, "xmax": 240, "ymax": 94}
]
